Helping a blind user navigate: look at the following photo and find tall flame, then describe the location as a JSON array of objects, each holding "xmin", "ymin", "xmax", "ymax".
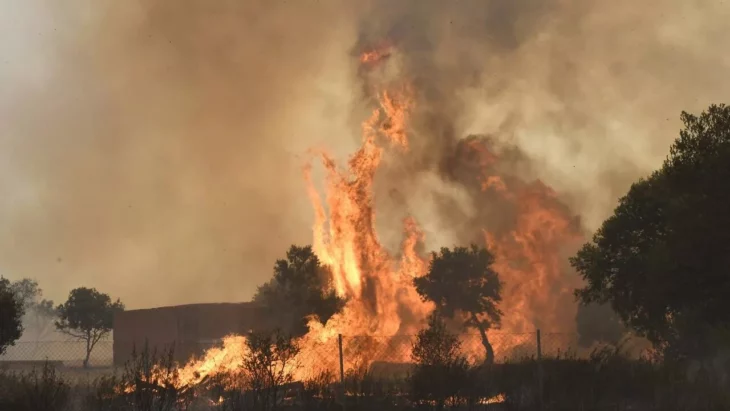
[{"xmin": 157, "ymin": 43, "xmax": 582, "ymax": 388}]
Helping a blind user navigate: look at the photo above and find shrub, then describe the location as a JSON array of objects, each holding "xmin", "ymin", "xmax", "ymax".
[
  {"xmin": 0, "ymin": 362, "xmax": 70, "ymax": 411},
  {"xmin": 121, "ymin": 343, "xmax": 191, "ymax": 411},
  {"xmin": 410, "ymin": 314, "xmax": 470, "ymax": 409},
  {"xmin": 241, "ymin": 330, "xmax": 301, "ymax": 411}
]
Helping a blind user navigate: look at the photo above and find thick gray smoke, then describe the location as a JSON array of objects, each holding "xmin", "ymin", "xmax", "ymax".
[{"xmin": 1, "ymin": 0, "xmax": 728, "ymax": 309}]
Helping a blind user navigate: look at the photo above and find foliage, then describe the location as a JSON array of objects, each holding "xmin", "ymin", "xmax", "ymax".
[
  {"xmin": 9, "ymin": 278, "xmax": 55, "ymax": 318},
  {"xmin": 410, "ymin": 313, "xmax": 469, "ymax": 409},
  {"xmin": 0, "ymin": 347, "xmax": 728, "ymax": 411},
  {"xmin": 9, "ymin": 278, "xmax": 57, "ymax": 340},
  {"xmin": 0, "ymin": 362, "xmax": 70, "ymax": 411},
  {"xmin": 242, "ymin": 330, "xmax": 301, "ymax": 411},
  {"xmin": 55, "ymin": 287, "xmax": 124, "ymax": 368},
  {"xmin": 414, "ymin": 245, "xmax": 503, "ymax": 363},
  {"xmin": 254, "ymin": 245, "xmax": 345, "ymax": 337},
  {"xmin": 0, "ymin": 276, "xmax": 24, "ymax": 355},
  {"xmin": 571, "ymin": 104, "xmax": 730, "ymax": 358},
  {"xmin": 81, "ymin": 374, "xmax": 125, "ymax": 411},
  {"xmin": 120, "ymin": 344, "xmax": 190, "ymax": 411}
]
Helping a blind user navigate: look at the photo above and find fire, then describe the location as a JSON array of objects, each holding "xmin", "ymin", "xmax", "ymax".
[
  {"xmin": 176, "ymin": 335, "xmax": 250, "ymax": 387},
  {"xmin": 359, "ymin": 41, "xmax": 392, "ymax": 65},
  {"xmin": 479, "ymin": 393, "xmax": 506, "ymax": 405},
  {"xmin": 298, "ymin": 65, "xmax": 430, "ymax": 373},
  {"xmin": 136, "ymin": 42, "xmax": 582, "ymax": 391},
  {"xmin": 454, "ymin": 137, "xmax": 584, "ymax": 358}
]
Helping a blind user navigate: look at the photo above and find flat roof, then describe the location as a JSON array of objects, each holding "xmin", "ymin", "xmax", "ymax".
[{"xmin": 120, "ymin": 301, "xmax": 260, "ymax": 313}]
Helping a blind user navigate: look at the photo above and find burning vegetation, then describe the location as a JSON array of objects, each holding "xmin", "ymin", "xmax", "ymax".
[{"xmin": 126, "ymin": 41, "xmax": 586, "ymax": 392}]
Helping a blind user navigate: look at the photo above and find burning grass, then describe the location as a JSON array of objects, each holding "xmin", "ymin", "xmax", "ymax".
[{"xmin": 0, "ymin": 343, "xmax": 728, "ymax": 411}]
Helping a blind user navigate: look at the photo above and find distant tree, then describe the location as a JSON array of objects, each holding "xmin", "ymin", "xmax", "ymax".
[
  {"xmin": 571, "ymin": 104, "xmax": 730, "ymax": 359},
  {"xmin": 9, "ymin": 278, "xmax": 56, "ymax": 339},
  {"xmin": 410, "ymin": 313, "xmax": 468, "ymax": 409},
  {"xmin": 0, "ymin": 277, "xmax": 24, "ymax": 355},
  {"xmin": 414, "ymin": 245, "xmax": 503, "ymax": 364},
  {"xmin": 55, "ymin": 287, "xmax": 124, "ymax": 368},
  {"xmin": 254, "ymin": 245, "xmax": 345, "ymax": 337}
]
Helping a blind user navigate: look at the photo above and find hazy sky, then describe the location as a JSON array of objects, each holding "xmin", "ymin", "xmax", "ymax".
[{"xmin": 1, "ymin": 0, "xmax": 729, "ymax": 309}]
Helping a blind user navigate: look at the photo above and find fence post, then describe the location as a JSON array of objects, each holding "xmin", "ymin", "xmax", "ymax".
[
  {"xmin": 338, "ymin": 334, "xmax": 346, "ymax": 410},
  {"xmin": 537, "ymin": 329, "xmax": 544, "ymax": 411}
]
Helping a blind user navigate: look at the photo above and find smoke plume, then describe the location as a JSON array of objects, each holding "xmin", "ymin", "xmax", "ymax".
[{"xmin": 1, "ymin": 0, "xmax": 728, "ymax": 310}]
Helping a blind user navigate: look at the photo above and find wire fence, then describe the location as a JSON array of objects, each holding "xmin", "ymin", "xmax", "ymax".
[
  {"xmin": 285, "ymin": 332, "xmax": 581, "ymax": 378},
  {"xmin": 0, "ymin": 340, "xmax": 114, "ymax": 368},
  {"xmin": 0, "ymin": 331, "xmax": 579, "ymax": 373}
]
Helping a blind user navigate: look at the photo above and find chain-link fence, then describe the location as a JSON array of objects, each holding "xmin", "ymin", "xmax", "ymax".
[
  {"xmin": 0, "ymin": 340, "xmax": 113, "ymax": 368},
  {"xmin": 0, "ymin": 331, "xmax": 578, "ymax": 373},
  {"xmin": 295, "ymin": 331, "xmax": 579, "ymax": 377}
]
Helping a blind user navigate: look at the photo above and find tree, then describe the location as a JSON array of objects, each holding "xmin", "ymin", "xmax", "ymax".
[
  {"xmin": 254, "ymin": 245, "xmax": 345, "ymax": 337},
  {"xmin": 414, "ymin": 245, "xmax": 503, "ymax": 364},
  {"xmin": 0, "ymin": 277, "xmax": 24, "ymax": 355},
  {"xmin": 410, "ymin": 313, "xmax": 469, "ymax": 409},
  {"xmin": 571, "ymin": 104, "xmax": 730, "ymax": 359},
  {"xmin": 9, "ymin": 278, "xmax": 56, "ymax": 340},
  {"xmin": 55, "ymin": 287, "xmax": 124, "ymax": 368},
  {"xmin": 242, "ymin": 330, "xmax": 301, "ymax": 411}
]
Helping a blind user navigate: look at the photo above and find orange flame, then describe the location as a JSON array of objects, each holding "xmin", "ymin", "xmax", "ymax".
[
  {"xmin": 359, "ymin": 42, "xmax": 392, "ymax": 65},
  {"xmin": 149, "ymin": 43, "xmax": 583, "ymax": 389}
]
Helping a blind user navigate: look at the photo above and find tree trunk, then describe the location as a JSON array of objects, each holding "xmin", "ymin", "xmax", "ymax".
[
  {"xmin": 83, "ymin": 334, "xmax": 91, "ymax": 368},
  {"xmin": 470, "ymin": 312, "xmax": 495, "ymax": 365}
]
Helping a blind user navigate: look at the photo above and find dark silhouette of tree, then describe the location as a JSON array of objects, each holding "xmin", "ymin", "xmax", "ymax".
[
  {"xmin": 243, "ymin": 330, "xmax": 300, "ymax": 411},
  {"xmin": 55, "ymin": 287, "xmax": 124, "ymax": 368},
  {"xmin": 571, "ymin": 104, "xmax": 730, "ymax": 359},
  {"xmin": 414, "ymin": 245, "xmax": 503, "ymax": 364},
  {"xmin": 254, "ymin": 245, "xmax": 345, "ymax": 337},
  {"xmin": 0, "ymin": 277, "xmax": 24, "ymax": 355},
  {"xmin": 410, "ymin": 313, "xmax": 468, "ymax": 409}
]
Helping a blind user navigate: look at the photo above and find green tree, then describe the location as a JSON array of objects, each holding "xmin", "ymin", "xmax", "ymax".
[
  {"xmin": 414, "ymin": 245, "xmax": 503, "ymax": 364},
  {"xmin": 0, "ymin": 277, "xmax": 24, "ymax": 355},
  {"xmin": 571, "ymin": 104, "xmax": 730, "ymax": 358},
  {"xmin": 55, "ymin": 287, "xmax": 124, "ymax": 368},
  {"xmin": 254, "ymin": 245, "xmax": 345, "ymax": 337}
]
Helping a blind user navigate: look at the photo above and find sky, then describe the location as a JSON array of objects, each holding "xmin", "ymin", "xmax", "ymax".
[{"xmin": 1, "ymin": 0, "xmax": 729, "ymax": 309}]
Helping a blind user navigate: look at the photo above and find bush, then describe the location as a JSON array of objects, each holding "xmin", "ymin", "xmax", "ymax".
[
  {"xmin": 241, "ymin": 330, "xmax": 301, "ymax": 411},
  {"xmin": 120, "ymin": 343, "xmax": 191, "ymax": 411},
  {"xmin": 0, "ymin": 362, "xmax": 70, "ymax": 411},
  {"xmin": 410, "ymin": 314, "xmax": 470, "ymax": 409}
]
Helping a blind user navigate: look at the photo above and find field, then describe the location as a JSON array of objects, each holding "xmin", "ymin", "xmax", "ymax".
[{"xmin": 1, "ymin": 336, "xmax": 729, "ymax": 411}]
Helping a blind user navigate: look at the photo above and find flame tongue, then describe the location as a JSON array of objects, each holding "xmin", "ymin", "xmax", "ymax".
[
  {"xmin": 150, "ymin": 43, "xmax": 584, "ymax": 389},
  {"xmin": 305, "ymin": 71, "xmax": 425, "ymax": 338}
]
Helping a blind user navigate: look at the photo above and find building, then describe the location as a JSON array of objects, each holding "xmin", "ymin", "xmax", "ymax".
[{"xmin": 113, "ymin": 302, "xmax": 267, "ymax": 366}]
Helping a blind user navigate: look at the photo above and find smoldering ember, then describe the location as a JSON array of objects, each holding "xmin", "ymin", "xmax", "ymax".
[{"xmin": 1, "ymin": 1, "xmax": 729, "ymax": 411}]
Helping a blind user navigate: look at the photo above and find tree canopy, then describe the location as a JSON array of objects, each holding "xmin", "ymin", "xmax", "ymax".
[
  {"xmin": 9, "ymin": 278, "xmax": 57, "ymax": 340},
  {"xmin": 55, "ymin": 287, "xmax": 124, "ymax": 367},
  {"xmin": 0, "ymin": 277, "xmax": 24, "ymax": 355},
  {"xmin": 253, "ymin": 245, "xmax": 345, "ymax": 337},
  {"xmin": 414, "ymin": 245, "xmax": 503, "ymax": 364},
  {"xmin": 571, "ymin": 104, "xmax": 730, "ymax": 358}
]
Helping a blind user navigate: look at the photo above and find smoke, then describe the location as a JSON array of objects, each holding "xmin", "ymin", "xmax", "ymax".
[
  {"xmin": 1, "ymin": 0, "xmax": 729, "ymax": 309},
  {"xmin": 0, "ymin": 0, "xmax": 365, "ymax": 308}
]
